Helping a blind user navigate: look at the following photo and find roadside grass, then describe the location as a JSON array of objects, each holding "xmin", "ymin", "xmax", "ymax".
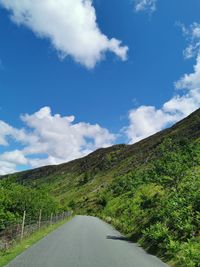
[{"xmin": 0, "ymin": 216, "xmax": 72, "ymax": 267}]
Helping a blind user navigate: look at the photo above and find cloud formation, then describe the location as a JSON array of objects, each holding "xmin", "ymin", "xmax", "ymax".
[
  {"xmin": 133, "ymin": 0, "xmax": 157, "ymax": 13},
  {"xmin": 0, "ymin": 0, "xmax": 128, "ymax": 68},
  {"xmin": 125, "ymin": 106, "xmax": 178, "ymax": 144},
  {"xmin": 126, "ymin": 23, "xmax": 200, "ymax": 144},
  {"xmin": 0, "ymin": 107, "xmax": 115, "ymax": 175},
  {"xmin": 180, "ymin": 23, "xmax": 200, "ymax": 59}
]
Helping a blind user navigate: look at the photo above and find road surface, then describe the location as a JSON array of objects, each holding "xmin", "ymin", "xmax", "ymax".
[{"xmin": 6, "ymin": 215, "xmax": 168, "ymax": 267}]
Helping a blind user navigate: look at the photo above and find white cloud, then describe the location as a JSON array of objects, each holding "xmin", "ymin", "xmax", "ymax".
[
  {"xmin": 21, "ymin": 107, "xmax": 115, "ymax": 160},
  {"xmin": 0, "ymin": 150, "xmax": 28, "ymax": 165},
  {"xmin": 180, "ymin": 23, "xmax": 200, "ymax": 59},
  {"xmin": 0, "ymin": 107, "xmax": 116, "ymax": 174},
  {"xmin": 0, "ymin": 121, "xmax": 17, "ymax": 146},
  {"xmin": 0, "ymin": 161, "xmax": 17, "ymax": 176},
  {"xmin": 0, "ymin": 119, "xmax": 30, "ymax": 147},
  {"xmin": 125, "ymin": 22, "xmax": 200, "ymax": 143},
  {"xmin": 0, "ymin": 0, "xmax": 128, "ymax": 68},
  {"xmin": 126, "ymin": 29, "xmax": 200, "ymax": 144},
  {"xmin": 175, "ymin": 55, "xmax": 200, "ymax": 90},
  {"xmin": 126, "ymin": 106, "xmax": 178, "ymax": 144},
  {"xmin": 134, "ymin": 0, "xmax": 157, "ymax": 13}
]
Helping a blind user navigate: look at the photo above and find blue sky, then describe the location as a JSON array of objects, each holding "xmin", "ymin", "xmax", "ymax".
[{"xmin": 0, "ymin": 0, "xmax": 200, "ymax": 174}]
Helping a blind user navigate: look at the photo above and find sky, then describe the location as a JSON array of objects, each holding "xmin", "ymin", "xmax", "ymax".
[{"xmin": 0, "ymin": 0, "xmax": 200, "ymax": 174}]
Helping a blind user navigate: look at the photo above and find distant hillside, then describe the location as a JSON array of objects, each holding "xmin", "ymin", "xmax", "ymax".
[{"xmin": 1, "ymin": 108, "xmax": 200, "ymax": 266}]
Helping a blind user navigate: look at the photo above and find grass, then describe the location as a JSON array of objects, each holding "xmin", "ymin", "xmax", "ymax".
[{"xmin": 0, "ymin": 216, "xmax": 72, "ymax": 267}]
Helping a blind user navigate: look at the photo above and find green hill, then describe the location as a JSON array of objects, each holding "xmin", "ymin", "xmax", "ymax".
[{"xmin": 1, "ymin": 108, "xmax": 200, "ymax": 266}]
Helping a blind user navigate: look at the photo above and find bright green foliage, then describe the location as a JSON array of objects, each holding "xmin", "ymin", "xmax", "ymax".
[
  {"xmin": 100, "ymin": 138, "xmax": 200, "ymax": 266},
  {"xmin": 0, "ymin": 180, "xmax": 63, "ymax": 230},
  {"xmin": 174, "ymin": 241, "xmax": 200, "ymax": 267}
]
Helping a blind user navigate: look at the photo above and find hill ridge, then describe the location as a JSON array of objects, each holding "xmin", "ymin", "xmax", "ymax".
[{"xmin": 3, "ymin": 108, "xmax": 200, "ymax": 181}]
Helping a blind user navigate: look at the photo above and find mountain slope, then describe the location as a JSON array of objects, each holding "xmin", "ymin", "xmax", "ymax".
[
  {"xmin": 4, "ymin": 108, "xmax": 200, "ymax": 201},
  {"xmin": 3, "ymin": 108, "xmax": 198, "ymax": 177}
]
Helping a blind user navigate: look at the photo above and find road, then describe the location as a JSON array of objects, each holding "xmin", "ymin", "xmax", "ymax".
[{"xmin": 6, "ymin": 216, "xmax": 168, "ymax": 267}]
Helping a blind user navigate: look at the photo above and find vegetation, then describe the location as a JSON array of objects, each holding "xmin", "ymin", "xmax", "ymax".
[
  {"xmin": 101, "ymin": 138, "xmax": 200, "ymax": 267},
  {"xmin": 1, "ymin": 108, "xmax": 200, "ymax": 266},
  {"xmin": 0, "ymin": 181, "xmax": 65, "ymax": 230}
]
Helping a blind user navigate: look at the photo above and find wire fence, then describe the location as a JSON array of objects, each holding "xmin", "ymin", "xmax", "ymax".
[{"xmin": 0, "ymin": 210, "xmax": 72, "ymax": 251}]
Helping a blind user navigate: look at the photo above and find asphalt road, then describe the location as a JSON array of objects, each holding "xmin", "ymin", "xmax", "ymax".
[{"xmin": 7, "ymin": 216, "xmax": 168, "ymax": 267}]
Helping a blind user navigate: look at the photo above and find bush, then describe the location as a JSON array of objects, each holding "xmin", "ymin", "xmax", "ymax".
[
  {"xmin": 175, "ymin": 241, "xmax": 200, "ymax": 267},
  {"xmin": 100, "ymin": 138, "xmax": 200, "ymax": 265},
  {"xmin": 141, "ymin": 223, "xmax": 170, "ymax": 253}
]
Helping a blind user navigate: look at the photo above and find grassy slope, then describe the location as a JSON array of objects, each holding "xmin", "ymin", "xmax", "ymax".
[{"xmin": 4, "ymin": 108, "xmax": 200, "ymax": 206}]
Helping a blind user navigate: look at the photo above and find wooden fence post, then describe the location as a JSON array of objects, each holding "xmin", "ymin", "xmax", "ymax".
[
  {"xmin": 20, "ymin": 210, "xmax": 26, "ymax": 241},
  {"xmin": 38, "ymin": 209, "xmax": 42, "ymax": 229}
]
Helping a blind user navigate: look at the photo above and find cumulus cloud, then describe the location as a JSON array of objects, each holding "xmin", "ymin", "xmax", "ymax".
[
  {"xmin": 21, "ymin": 107, "xmax": 115, "ymax": 162},
  {"xmin": 0, "ymin": 107, "xmax": 115, "ymax": 175},
  {"xmin": 126, "ymin": 23, "xmax": 200, "ymax": 144},
  {"xmin": 0, "ymin": 0, "xmax": 128, "ymax": 68},
  {"xmin": 133, "ymin": 0, "xmax": 157, "ymax": 13},
  {"xmin": 126, "ymin": 106, "xmax": 178, "ymax": 144}
]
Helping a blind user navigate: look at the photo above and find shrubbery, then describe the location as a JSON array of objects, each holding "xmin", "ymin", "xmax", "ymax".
[
  {"xmin": 100, "ymin": 138, "xmax": 200, "ymax": 266},
  {"xmin": 0, "ymin": 180, "xmax": 63, "ymax": 230}
]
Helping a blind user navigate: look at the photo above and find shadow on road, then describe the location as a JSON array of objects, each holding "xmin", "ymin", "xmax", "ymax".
[{"xmin": 106, "ymin": 235, "xmax": 132, "ymax": 243}]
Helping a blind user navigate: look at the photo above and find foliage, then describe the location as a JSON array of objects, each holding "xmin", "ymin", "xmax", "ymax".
[
  {"xmin": 101, "ymin": 138, "xmax": 200, "ymax": 266},
  {"xmin": 0, "ymin": 180, "xmax": 63, "ymax": 230}
]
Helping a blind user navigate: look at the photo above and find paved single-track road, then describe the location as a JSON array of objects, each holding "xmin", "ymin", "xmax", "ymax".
[{"xmin": 6, "ymin": 215, "xmax": 168, "ymax": 267}]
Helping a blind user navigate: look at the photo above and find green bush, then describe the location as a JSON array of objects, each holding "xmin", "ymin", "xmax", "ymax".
[
  {"xmin": 141, "ymin": 223, "xmax": 170, "ymax": 252},
  {"xmin": 175, "ymin": 241, "xmax": 200, "ymax": 267},
  {"xmin": 100, "ymin": 138, "xmax": 200, "ymax": 265}
]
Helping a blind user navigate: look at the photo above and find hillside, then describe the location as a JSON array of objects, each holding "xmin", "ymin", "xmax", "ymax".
[
  {"xmin": 3, "ymin": 109, "xmax": 199, "ymax": 180},
  {"xmin": 3, "ymin": 108, "xmax": 200, "ymax": 201},
  {"xmin": 1, "ymin": 108, "xmax": 200, "ymax": 266}
]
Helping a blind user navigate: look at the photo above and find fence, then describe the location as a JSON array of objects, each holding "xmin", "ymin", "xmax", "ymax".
[{"xmin": 0, "ymin": 210, "xmax": 72, "ymax": 251}]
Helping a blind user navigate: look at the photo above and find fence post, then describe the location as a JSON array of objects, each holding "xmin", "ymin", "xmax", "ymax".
[
  {"xmin": 38, "ymin": 209, "xmax": 42, "ymax": 229},
  {"xmin": 20, "ymin": 210, "xmax": 26, "ymax": 241}
]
